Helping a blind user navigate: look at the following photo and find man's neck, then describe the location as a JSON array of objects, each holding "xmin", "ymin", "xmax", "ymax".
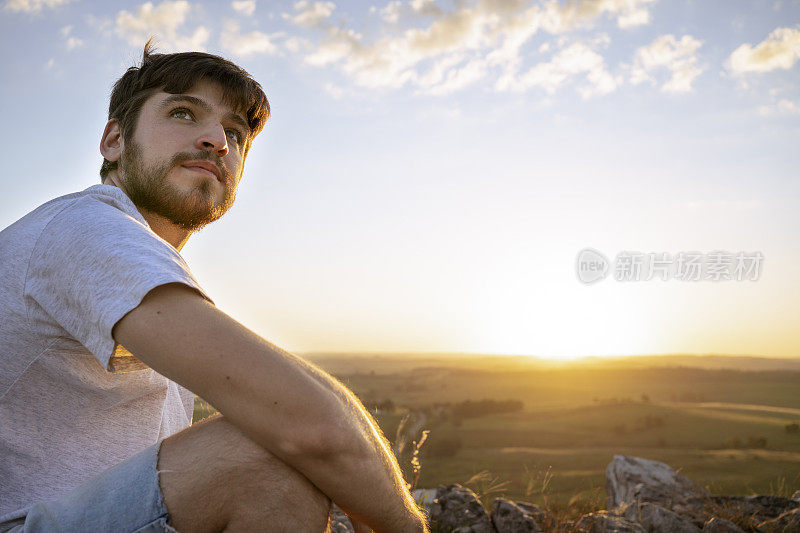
[
  {"xmin": 138, "ymin": 210, "xmax": 192, "ymax": 251},
  {"xmin": 104, "ymin": 177, "xmax": 192, "ymax": 252}
]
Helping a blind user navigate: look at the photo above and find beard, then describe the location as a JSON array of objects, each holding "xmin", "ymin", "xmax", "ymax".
[{"xmin": 119, "ymin": 141, "xmax": 236, "ymax": 231}]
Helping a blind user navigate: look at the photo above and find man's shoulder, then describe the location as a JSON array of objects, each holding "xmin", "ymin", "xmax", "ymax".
[
  {"xmin": 42, "ymin": 184, "xmax": 146, "ymax": 226},
  {"xmin": 2, "ymin": 184, "xmax": 146, "ymax": 239}
]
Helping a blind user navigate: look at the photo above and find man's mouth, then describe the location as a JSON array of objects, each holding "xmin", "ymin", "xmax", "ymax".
[{"xmin": 181, "ymin": 160, "xmax": 223, "ymax": 182}]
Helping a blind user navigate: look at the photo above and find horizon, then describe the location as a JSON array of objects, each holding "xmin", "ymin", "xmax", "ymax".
[
  {"xmin": 304, "ymin": 350, "xmax": 800, "ymax": 359},
  {"xmin": 2, "ymin": 0, "xmax": 799, "ymax": 359}
]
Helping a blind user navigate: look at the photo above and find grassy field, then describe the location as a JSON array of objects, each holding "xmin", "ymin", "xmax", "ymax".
[{"xmin": 193, "ymin": 353, "xmax": 800, "ymax": 517}]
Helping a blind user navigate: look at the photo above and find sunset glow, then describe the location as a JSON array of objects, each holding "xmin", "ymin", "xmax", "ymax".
[{"xmin": 2, "ymin": 0, "xmax": 798, "ymax": 359}]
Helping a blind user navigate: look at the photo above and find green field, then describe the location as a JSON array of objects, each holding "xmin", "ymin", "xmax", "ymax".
[{"xmin": 193, "ymin": 354, "xmax": 800, "ymax": 518}]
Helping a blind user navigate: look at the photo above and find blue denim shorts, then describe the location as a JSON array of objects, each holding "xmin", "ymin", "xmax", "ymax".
[{"xmin": 0, "ymin": 442, "xmax": 177, "ymax": 533}]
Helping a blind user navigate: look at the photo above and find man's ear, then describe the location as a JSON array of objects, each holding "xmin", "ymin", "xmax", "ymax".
[{"xmin": 100, "ymin": 119, "xmax": 124, "ymax": 163}]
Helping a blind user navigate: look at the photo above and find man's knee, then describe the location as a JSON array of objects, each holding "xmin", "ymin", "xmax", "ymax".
[{"xmin": 158, "ymin": 414, "xmax": 331, "ymax": 532}]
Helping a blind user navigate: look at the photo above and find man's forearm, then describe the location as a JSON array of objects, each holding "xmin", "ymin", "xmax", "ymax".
[
  {"xmin": 293, "ymin": 356, "xmax": 426, "ymax": 530},
  {"xmin": 114, "ymin": 284, "xmax": 427, "ymax": 532},
  {"xmin": 228, "ymin": 340, "xmax": 427, "ymax": 532}
]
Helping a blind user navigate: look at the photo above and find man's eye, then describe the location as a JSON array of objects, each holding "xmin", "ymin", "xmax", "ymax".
[
  {"xmin": 226, "ymin": 129, "xmax": 242, "ymax": 145},
  {"xmin": 171, "ymin": 109, "xmax": 193, "ymax": 120}
]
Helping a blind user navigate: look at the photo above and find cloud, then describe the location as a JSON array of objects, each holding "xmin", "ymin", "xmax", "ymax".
[
  {"xmin": 231, "ymin": 0, "xmax": 255, "ymax": 16},
  {"xmin": 378, "ymin": 0, "xmax": 441, "ymax": 24},
  {"xmin": 295, "ymin": 0, "xmax": 656, "ymax": 95},
  {"xmin": 630, "ymin": 34, "xmax": 704, "ymax": 93},
  {"xmin": 423, "ymin": 57, "xmax": 488, "ymax": 95},
  {"xmin": 288, "ymin": 0, "xmax": 335, "ymax": 27},
  {"xmin": 499, "ymin": 41, "xmax": 618, "ymax": 98},
  {"xmin": 758, "ymin": 98, "xmax": 800, "ymax": 115},
  {"xmin": 539, "ymin": 0, "xmax": 657, "ymax": 32},
  {"xmin": 728, "ymin": 26, "xmax": 800, "ymax": 74},
  {"xmin": 3, "ymin": 0, "xmax": 70, "ymax": 14},
  {"xmin": 284, "ymin": 36, "xmax": 313, "ymax": 53},
  {"xmin": 60, "ymin": 25, "xmax": 84, "ymax": 50},
  {"xmin": 324, "ymin": 82, "xmax": 345, "ymax": 98},
  {"xmin": 220, "ymin": 20, "xmax": 279, "ymax": 56},
  {"xmin": 115, "ymin": 1, "xmax": 210, "ymax": 51}
]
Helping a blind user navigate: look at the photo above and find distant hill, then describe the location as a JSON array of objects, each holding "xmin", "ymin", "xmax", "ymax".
[
  {"xmin": 573, "ymin": 354, "xmax": 800, "ymax": 371},
  {"xmin": 303, "ymin": 352, "xmax": 800, "ymax": 374}
]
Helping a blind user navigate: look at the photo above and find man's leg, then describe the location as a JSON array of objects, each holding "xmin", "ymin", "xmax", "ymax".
[{"xmin": 157, "ymin": 413, "xmax": 332, "ymax": 532}]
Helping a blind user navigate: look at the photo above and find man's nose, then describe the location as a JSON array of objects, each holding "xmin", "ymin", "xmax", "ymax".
[{"xmin": 196, "ymin": 123, "xmax": 229, "ymax": 157}]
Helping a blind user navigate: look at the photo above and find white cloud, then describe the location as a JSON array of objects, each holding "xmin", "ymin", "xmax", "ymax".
[
  {"xmin": 728, "ymin": 26, "xmax": 800, "ymax": 74},
  {"xmin": 540, "ymin": 0, "xmax": 656, "ymax": 32},
  {"xmin": 378, "ymin": 0, "xmax": 441, "ymax": 23},
  {"xmin": 115, "ymin": 1, "xmax": 209, "ymax": 51},
  {"xmin": 220, "ymin": 20, "xmax": 279, "ymax": 56},
  {"xmin": 231, "ymin": 0, "xmax": 255, "ymax": 16},
  {"xmin": 289, "ymin": 0, "xmax": 335, "ymax": 27},
  {"xmin": 500, "ymin": 41, "xmax": 618, "ymax": 98},
  {"xmin": 60, "ymin": 25, "xmax": 83, "ymax": 49},
  {"xmin": 630, "ymin": 34, "xmax": 704, "ymax": 93},
  {"xmin": 758, "ymin": 98, "xmax": 800, "ymax": 115},
  {"xmin": 295, "ymin": 0, "xmax": 656, "ymax": 95},
  {"xmin": 379, "ymin": 1, "xmax": 403, "ymax": 24},
  {"xmin": 324, "ymin": 82, "xmax": 345, "ymax": 98},
  {"xmin": 423, "ymin": 57, "xmax": 488, "ymax": 95},
  {"xmin": 4, "ymin": 0, "xmax": 70, "ymax": 14},
  {"xmin": 66, "ymin": 36, "xmax": 83, "ymax": 49},
  {"xmin": 284, "ymin": 36, "xmax": 312, "ymax": 53}
]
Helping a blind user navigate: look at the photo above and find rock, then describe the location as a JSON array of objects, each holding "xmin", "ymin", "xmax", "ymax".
[
  {"xmin": 606, "ymin": 455, "xmax": 709, "ymax": 513},
  {"xmin": 575, "ymin": 510, "xmax": 645, "ymax": 532},
  {"xmin": 429, "ymin": 484, "xmax": 494, "ymax": 533},
  {"xmin": 755, "ymin": 507, "xmax": 800, "ymax": 532},
  {"xmin": 491, "ymin": 498, "xmax": 541, "ymax": 532},
  {"xmin": 699, "ymin": 495, "xmax": 800, "ymax": 525},
  {"xmin": 413, "ymin": 488, "xmax": 437, "ymax": 518},
  {"xmin": 329, "ymin": 504, "xmax": 354, "ymax": 533},
  {"xmin": 516, "ymin": 502, "xmax": 550, "ymax": 528},
  {"xmin": 554, "ymin": 521, "xmax": 575, "ymax": 533},
  {"xmin": 621, "ymin": 501, "xmax": 701, "ymax": 532},
  {"xmin": 701, "ymin": 517, "xmax": 746, "ymax": 532}
]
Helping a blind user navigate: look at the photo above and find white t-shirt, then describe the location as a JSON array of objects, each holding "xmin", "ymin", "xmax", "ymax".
[{"xmin": 0, "ymin": 185, "xmax": 212, "ymax": 520}]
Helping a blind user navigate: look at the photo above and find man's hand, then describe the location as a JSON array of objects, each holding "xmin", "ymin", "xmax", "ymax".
[{"xmin": 113, "ymin": 283, "xmax": 426, "ymax": 532}]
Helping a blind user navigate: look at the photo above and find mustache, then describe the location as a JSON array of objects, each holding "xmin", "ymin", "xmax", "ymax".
[{"xmin": 171, "ymin": 151, "xmax": 231, "ymax": 183}]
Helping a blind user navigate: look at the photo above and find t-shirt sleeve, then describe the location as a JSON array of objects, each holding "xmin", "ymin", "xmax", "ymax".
[{"xmin": 25, "ymin": 194, "xmax": 213, "ymax": 370}]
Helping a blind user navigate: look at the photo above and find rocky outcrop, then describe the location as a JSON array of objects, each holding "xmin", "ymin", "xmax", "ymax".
[
  {"xmin": 429, "ymin": 484, "xmax": 495, "ymax": 533},
  {"xmin": 329, "ymin": 505, "xmax": 354, "ymax": 533},
  {"xmin": 606, "ymin": 455, "xmax": 709, "ymax": 521},
  {"xmin": 413, "ymin": 488, "xmax": 437, "ymax": 518},
  {"xmin": 620, "ymin": 501, "xmax": 700, "ymax": 532},
  {"xmin": 491, "ymin": 498, "xmax": 541, "ymax": 532},
  {"xmin": 415, "ymin": 455, "xmax": 799, "ymax": 533},
  {"xmin": 755, "ymin": 507, "xmax": 800, "ymax": 532},
  {"xmin": 701, "ymin": 517, "xmax": 746, "ymax": 532},
  {"xmin": 699, "ymin": 495, "xmax": 800, "ymax": 526},
  {"xmin": 574, "ymin": 510, "xmax": 645, "ymax": 532}
]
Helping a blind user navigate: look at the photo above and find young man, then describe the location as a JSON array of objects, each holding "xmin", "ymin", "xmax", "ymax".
[{"xmin": 0, "ymin": 44, "xmax": 427, "ymax": 533}]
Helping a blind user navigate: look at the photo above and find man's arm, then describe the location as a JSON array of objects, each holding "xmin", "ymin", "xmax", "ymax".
[{"xmin": 113, "ymin": 283, "xmax": 427, "ymax": 533}]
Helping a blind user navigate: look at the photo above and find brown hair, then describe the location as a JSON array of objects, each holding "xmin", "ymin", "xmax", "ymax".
[{"xmin": 101, "ymin": 39, "xmax": 270, "ymax": 180}]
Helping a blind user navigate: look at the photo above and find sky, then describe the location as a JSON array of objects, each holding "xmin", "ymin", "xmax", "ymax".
[{"xmin": 1, "ymin": 0, "xmax": 799, "ymax": 359}]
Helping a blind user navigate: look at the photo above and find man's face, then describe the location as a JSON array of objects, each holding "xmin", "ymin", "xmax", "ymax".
[{"xmin": 118, "ymin": 79, "xmax": 250, "ymax": 231}]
